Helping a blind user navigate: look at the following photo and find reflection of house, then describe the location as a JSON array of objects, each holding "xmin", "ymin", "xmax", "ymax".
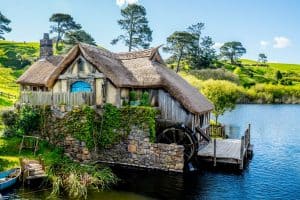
[{"xmin": 17, "ymin": 33, "xmax": 213, "ymax": 131}]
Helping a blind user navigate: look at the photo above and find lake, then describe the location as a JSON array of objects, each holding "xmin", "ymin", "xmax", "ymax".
[{"xmin": 1, "ymin": 105, "xmax": 300, "ymax": 199}]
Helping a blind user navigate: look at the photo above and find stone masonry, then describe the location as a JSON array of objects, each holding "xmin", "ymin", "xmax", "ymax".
[{"xmin": 97, "ymin": 126, "xmax": 185, "ymax": 172}]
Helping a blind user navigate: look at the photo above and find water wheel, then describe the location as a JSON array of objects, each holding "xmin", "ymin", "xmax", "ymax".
[{"xmin": 157, "ymin": 125, "xmax": 198, "ymax": 162}]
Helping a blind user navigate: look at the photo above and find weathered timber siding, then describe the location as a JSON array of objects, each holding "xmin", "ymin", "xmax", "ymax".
[
  {"xmin": 105, "ymin": 81, "xmax": 121, "ymax": 106},
  {"xmin": 20, "ymin": 91, "xmax": 94, "ymax": 106},
  {"xmin": 158, "ymin": 89, "xmax": 193, "ymax": 127}
]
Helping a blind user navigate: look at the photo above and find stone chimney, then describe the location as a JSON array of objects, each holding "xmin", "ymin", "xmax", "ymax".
[{"xmin": 40, "ymin": 33, "xmax": 53, "ymax": 58}]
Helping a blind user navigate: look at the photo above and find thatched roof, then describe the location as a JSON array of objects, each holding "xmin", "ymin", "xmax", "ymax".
[
  {"xmin": 17, "ymin": 43, "xmax": 213, "ymax": 114},
  {"xmin": 17, "ymin": 56, "xmax": 63, "ymax": 86}
]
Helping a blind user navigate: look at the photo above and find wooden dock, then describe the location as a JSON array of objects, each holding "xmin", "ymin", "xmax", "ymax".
[
  {"xmin": 20, "ymin": 158, "xmax": 47, "ymax": 184},
  {"xmin": 198, "ymin": 124, "xmax": 253, "ymax": 169}
]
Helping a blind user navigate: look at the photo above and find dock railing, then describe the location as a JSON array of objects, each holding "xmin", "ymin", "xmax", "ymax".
[
  {"xmin": 209, "ymin": 124, "xmax": 226, "ymax": 138},
  {"xmin": 240, "ymin": 124, "xmax": 251, "ymax": 169},
  {"xmin": 20, "ymin": 91, "xmax": 94, "ymax": 106}
]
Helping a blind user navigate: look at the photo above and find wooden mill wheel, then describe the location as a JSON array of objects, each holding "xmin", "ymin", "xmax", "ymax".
[{"xmin": 157, "ymin": 125, "xmax": 198, "ymax": 162}]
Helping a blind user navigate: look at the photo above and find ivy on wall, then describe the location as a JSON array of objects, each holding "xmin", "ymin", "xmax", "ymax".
[
  {"xmin": 2, "ymin": 104, "xmax": 158, "ymax": 150},
  {"xmin": 120, "ymin": 106, "xmax": 157, "ymax": 142}
]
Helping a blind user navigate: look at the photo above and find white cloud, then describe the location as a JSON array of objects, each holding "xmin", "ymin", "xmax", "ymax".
[
  {"xmin": 273, "ymin": 36, "xmax": 291, "ymax": 48},
  {"xmin": 213, "ymin": 42, "xmax": 223, "ymax": 49},
  {"xmin": 116, "ymin": 0, "xmax": 138, "ymax": 7},
  {"xmin": 260, "ymin": 40, "xmax": 269, "ymax": 48}
]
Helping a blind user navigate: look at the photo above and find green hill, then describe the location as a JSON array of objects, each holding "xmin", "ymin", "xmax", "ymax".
[
  {"xmin": 0, "ymin": 41, "xmax": 39, "ymax": 110},
  {"xmin": 223, "ymin": 59, "xmax": 300, "ymax": 87}
]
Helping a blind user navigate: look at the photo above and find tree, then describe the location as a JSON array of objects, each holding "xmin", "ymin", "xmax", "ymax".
[
  {"xmin": 0, "ymin": 12, "xmax": 12, "ymax": 40},
  {"xmin": 64, "ymin": 30, "xmax": 96, "ymax": 46},
  {"xmin": 275, "ymin": 70, "xmax": 283, "ymax": 81},
  {"xmin": 201, "ymin": 80, "xmax": 240, "ymax": 124},
  {"xmin": 258, "ymin": 53, "xmax": 267, "ymax": 63},
  {"xmin": 220, "ymin": 41, "xmax": 246, "ymax": 64},
  {"xmin": 49, "ymin": 13, "xmax": 81, "ymax": 49},
  {"xmin": 186, "ymin": 22, "xmax": 216, "ymax": 68},
  {"xmin": 163, "ymin": 31, "xmax": 196, "ymax": 73},
  {"xmin": 198, "ymin": 36, "xmax": 217, "ymax": 67},
  {"xmin": 111, "ymin": 4, "xmax": 152, "ymax": 52}
]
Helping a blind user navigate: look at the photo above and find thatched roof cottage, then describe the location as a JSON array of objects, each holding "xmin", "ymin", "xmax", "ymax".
[{"xmin": 17, "ymin": 34, "xmax": 213, "ymax": 131}]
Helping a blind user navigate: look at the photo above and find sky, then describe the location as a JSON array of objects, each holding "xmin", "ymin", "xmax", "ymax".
[{"xmin": 1, "ymin": 0, "xmax": 300, "ymax": 63}]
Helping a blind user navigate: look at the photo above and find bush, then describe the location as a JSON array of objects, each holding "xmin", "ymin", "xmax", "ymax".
[{"xmin": 190, "ymin": 69, "xmax": 240, "ymax": 84}]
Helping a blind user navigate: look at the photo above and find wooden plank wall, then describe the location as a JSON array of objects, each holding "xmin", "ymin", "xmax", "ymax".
[
  {"xmin": 158, "ymin": 89, "xmax": 193, "ymax": 127},
  {"xmin": 20, "ymin": 92, "xmax": 94, "ymax": 106}
]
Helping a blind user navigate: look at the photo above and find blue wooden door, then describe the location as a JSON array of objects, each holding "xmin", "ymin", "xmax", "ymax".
[{"xmin": 71, "ymin": 81, "xmax": 92, "ymax": 93}]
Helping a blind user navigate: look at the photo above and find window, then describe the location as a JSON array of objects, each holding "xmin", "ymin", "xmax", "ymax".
[{"xmin": 77, "ymin": 58, "xmax": 84, "ymax": 73}]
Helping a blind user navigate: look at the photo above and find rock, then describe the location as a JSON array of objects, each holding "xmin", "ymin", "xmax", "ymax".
[
  {"xmin": 128, "ymin": 144, "xmax": 137, "ymax": 153},
  {"xmin": 175, "ymin": 163, "xmax": 184, "ymax": 170}
]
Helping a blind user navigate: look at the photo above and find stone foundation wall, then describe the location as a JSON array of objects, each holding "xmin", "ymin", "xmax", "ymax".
[
  {"xmin": 64, "ymin": 135, "xmax": 93, "ymax": 163},
  {"xmin": 43, "ymin": 110, "xmax": 185, "ymax": 172},
  {"xmin": 97, "ymin": 127, "xmax": 185, "ymax": 172}
]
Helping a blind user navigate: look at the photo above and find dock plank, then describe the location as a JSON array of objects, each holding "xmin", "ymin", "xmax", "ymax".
[{"xmin": 198, "ymin": 139, "xmax": 242, "ymax": 160}]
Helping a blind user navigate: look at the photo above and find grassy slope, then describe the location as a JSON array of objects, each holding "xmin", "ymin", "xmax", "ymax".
[
  {"xmin": 226, "ymin": 59, "xmax": 300, "ymax": 86},
  {"xmin": 0, "ymin": 41, "xmax": 39, "ymax": 110}
]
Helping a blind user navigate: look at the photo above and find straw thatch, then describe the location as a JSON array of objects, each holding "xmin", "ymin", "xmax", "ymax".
[
  {"xmin": 17, "ymin": 56, "xmax": 63, "ymax": 86},
  {"xmin": 17, "ymin": 43, "xmax": 213, "ymax": 114}
]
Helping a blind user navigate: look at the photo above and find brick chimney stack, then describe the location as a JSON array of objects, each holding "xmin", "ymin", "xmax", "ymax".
[{"xmin": 40, "ymin": 33, "xmax": 53, "ymax": 58}]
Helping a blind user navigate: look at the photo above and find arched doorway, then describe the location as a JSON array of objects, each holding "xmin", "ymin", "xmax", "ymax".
[{"xmin": 70, "ymin": 81, "xmax": 92, "ymax": 93}]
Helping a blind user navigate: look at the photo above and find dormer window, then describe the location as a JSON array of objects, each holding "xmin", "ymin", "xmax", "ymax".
[{"xmin": 78, "ymin": 58, "xmax": 84, "ymax": 73}]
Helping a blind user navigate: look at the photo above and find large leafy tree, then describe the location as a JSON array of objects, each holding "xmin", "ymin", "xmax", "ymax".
[
  {"xmin": 111, "ymin": 4, "xmax": 152, "ymax": 52},
  {"xmin": 201, "ymin": 80, "xmax": 240, "ymax": 124},
  {"xmin": 220, "ymin": 41, "xmax": 246, "ymax": 64},
  {"xmin": 163, "ymin": 31, "xmax": 196, "ymax": 73},
  {"xmin": 0, "ymin": 11, "xmax": 12, "ymax": 40},
  {"xmin": 49, "ymin": 13, "xmax": 81, "ymax": 49}
]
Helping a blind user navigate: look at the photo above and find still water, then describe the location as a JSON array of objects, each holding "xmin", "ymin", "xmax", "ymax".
[{"xmin": 1, "ymin": 105, "xmax": 300, "ymax": 199}]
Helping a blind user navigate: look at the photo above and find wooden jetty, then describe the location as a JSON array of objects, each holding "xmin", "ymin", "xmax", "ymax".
[
  {"xmin": 20, "ymin": 157, "xmax": 47, "ymax": 184},
  {"xmin": 198, "ymin": 124, "xmax": 253, "ymax": 169}
]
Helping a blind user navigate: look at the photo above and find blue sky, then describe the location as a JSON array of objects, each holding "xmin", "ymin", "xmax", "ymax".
[{"xmin": 1, "ymin": 0, "xmax": 299, "ymax": 63}]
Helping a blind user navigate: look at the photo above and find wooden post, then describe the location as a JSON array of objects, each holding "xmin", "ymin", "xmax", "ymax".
[
  {"xmin": 213, "ymin": 138, "xmax": 217, "ymax": 167},
  {"xmin": 248, "ymin": 124, "xmax": 251, "ymax": 145},
  {"xmin": 19, "ymin": 136, "xmax": 24, "ymax": 155},
  {"xmin": 240, "ymin": 136, "xmax": 245, "ymax": 170}
]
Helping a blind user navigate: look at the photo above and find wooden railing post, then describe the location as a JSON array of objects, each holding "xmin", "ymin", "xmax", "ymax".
[
  {"xmin": 213, "ymin": 138, "xmax": 217, "ymax": 167},
  {"xmin": 240, "ymin": 136, "xmax": 245, "ymax": 169}
]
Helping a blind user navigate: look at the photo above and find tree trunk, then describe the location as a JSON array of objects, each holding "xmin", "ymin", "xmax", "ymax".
[
  {"xmin": 215, "ymin": 115, "xmax": 219, "ymax": 125},
  {"xmin": 128, "ymin": 11, "xmax": 134, "ymax": 52}
]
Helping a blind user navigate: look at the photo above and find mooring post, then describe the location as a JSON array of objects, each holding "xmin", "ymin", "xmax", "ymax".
[
  {"xmin": 240, "ymin": 136, "xmax": 245, "ymax": 170},
  {"xmin": 213, "ymin": 138, "xmax": 217, "ymax": 167}
]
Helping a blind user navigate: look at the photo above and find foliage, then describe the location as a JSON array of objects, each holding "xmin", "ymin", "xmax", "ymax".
[
  {"xmin": 187, "ymin": 23, "xmax": 217, "ymax": 68},
  {"xmin": 98, "ymin": 104, "xmax": 121, "ymax": 148},
  {"xmin": 163, "ymin": 31, "xmax": 196, "ymax": 72},
  {"xmin": 201, "ymin": 80, "xmax": 240, "ymax": 123},
  {"xmin": 0, "ymin": 135, "xmax": 117, "ymax": 200},
  {"xmin": 190, "ymin": 69, "xmax": 239, "ymax": 84},
  {"xmin": 64, "ymin": 30, "xmax": 96, "ymax": 51},
  {"xmin": 0, "ymin": 41, "xmax": 39, "ymax": 69},
  {"xmin": 220, "ymin": 41, "xmax": 246, "ymax": 64},
  {"xmin": 49, "ymin": 13, "xmax": 82, "ymax": 49},
  {"xmin": 65, "ymin": 106, "xmax": 99, "ymax": 150},
  {"xmin": 258, "ymin": 53, "xmax": 267, "ymax": 63},
  {"xmin": 275, "ymin": 70, "xmax": 283, "ymax": 81},
  {"xmin": 0, "ymin": 156, "xmax": 19, "ymax": 171},
  {"xmin": 1, "ymin": 105, "xmax": 41, "ymax": 136},
  {"xmin": 17, "ymin": 105, "xmax": 41, "ymax": 135},
  {"xmin": 0, "ymin": 12, "xmax": 11, "ymax": 40},
  {"xmin": 140, "ymin": 91, "xmax": 150, "ymax": 106},
  {"xmin": 111, "ymin": 4, "xmax": 152, "ymax": 52}
]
